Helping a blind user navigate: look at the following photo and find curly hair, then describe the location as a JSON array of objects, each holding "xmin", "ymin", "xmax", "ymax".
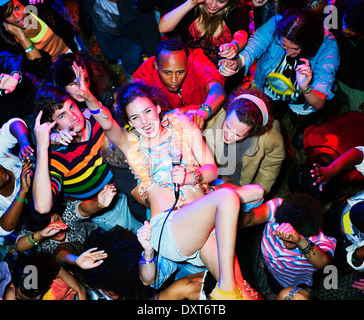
[
  {"xmin": 275, "ymin": 192, "xmax": 324, "ymax": 237},
  {"xmin": 225, "ymin": 88, "xmax": 273, "ymax": 137},
  {"xmin": 114, "ymin": 82, "xmax": 170, "ymax": 127},
  {"xmin": 12, "ymin": 252, "xmax": 60, "ymax": 299},
  {"xmin": 102, "ymin": 81, "xmax": 170, "ymax": 169},
  {"xmin": 80, "ymin": 227, "xmax": 152, "ymax": 300},
  {"xmin": 274, "ymin": 8, "xmax": 324, "ymax": 58}
]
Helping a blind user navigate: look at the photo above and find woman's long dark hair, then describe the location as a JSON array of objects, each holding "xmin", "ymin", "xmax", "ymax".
[
  {"xmin": 0, "ymin": 0, "xmax": 29, "ymax": 50},
  {"xmin": 274, "ymin": 8, "xmax": 324, "ymax": 58},
  {"xmin": 114, "ymin": 82, "xmax": 169, "ymax": 127}
]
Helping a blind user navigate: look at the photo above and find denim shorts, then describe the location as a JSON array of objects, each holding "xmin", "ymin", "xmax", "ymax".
[{"xmin": 149, "ymin": 209, "xmax": 205, "ymax": 267}]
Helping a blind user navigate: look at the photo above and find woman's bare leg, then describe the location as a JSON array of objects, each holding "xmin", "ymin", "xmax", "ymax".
[
  {"xmin": 171, "ymin": 188, "xmax": 240, "ymax": 291},
  {"xmin": 200, "ymin": 233, "xmax": 262, "ymax": 299}
]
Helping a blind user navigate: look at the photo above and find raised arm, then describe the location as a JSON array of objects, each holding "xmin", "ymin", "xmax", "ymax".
[
  {"xmin": 137, "ymin": 221, "xmax": 157, "ymax": 286},
  {"xmin": 16, "ymin": 220, "xmax": 68, "ymax": 252},
  {"xmin": 3, "ymin": 22, "xmax": 42, "ymax": 61},
  {"xmin": 219, "ymin": 30, "xmax": 248, "ymax": 60},
  {"xmin": 71, "ymin": 63, "xmax": 131, "ymax": 156},
  {"xmin": 32, "ymin": 111, "xmax": 56, "ymax": 213},
  {"xmin": 158, "ymin": 0, "xmax": 203, "ymax": 33},
  {"xmin": 0, "ymin": 161, "xmax": 32, "ymax": 233},
  {"xmin": 78, "ymin": 183, "xmax": 117, "ymax": 217},
  {"xmin": 189, "ymin": 80, "xmax": 226, "ymax": 130},
  {"xmin": 9, "ymin": 119, "xmax": 34, "ymax": 162}
]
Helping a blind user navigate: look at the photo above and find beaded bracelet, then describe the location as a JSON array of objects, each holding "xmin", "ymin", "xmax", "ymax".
[{"xmin": 191, "ymin": 167, "xmax": 203, "ymax": 184}]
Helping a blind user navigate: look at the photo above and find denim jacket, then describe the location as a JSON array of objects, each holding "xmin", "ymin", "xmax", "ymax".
[{"xmin": 241, "ymin": 15, "xmax": 340, "ymax": 114}]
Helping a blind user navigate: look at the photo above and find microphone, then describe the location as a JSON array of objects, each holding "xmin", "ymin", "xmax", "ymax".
[{"xmin": 171, "ymin": 151, "xmax": 181, "ymax": 199}]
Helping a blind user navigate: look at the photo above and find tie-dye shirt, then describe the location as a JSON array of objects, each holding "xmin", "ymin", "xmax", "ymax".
[
  {"xmin": 49, "ymin": 113, "xmax": 113, "ymax": 203},
  {"xmin": 261, "ymin": 200, "xmax": 336, "ymax": 287}
]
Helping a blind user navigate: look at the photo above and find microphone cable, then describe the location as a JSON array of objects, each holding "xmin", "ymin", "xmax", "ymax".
[{"xmin": 152, "ymin": 186, "xmax": 180, "ymax": 299}]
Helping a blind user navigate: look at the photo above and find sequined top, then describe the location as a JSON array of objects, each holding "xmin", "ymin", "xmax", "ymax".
[{"xmin": 127, "ymin": 114, "xmax": 201, "ymax": 199}]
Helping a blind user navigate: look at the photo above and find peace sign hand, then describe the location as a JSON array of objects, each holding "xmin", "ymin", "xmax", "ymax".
[{"xmin": 34, "ymin": 110, "xmax": 56, "ymax": 150}]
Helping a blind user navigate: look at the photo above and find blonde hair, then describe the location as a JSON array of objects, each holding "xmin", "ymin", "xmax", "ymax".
[{"xmin": 195, "ymin": 0, "xmax": 239, "ymax": 42}]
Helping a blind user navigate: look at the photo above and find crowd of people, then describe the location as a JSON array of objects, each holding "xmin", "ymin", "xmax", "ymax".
[{"xmin": 0, "ymin": 0, "xmax": 363, "ymax": 301}]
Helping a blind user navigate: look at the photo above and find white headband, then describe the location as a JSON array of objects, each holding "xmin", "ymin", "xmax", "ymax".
[{"xmin": 233, "ymin": 94, "xmax": 269, "ymax": 126}]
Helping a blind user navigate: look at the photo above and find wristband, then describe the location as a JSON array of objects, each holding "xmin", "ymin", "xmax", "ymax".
[
  {"xmin": 16, "ymin": 195, "xmax": 28, "ymax": 204},
  {"xmin": 16, "ymin": 195, "xmax": 25, "ymax": 202},
  {"xmin": 139, "ymin": 253, "xmax": 155, "ymax": 264},
  {"xmin": 90, "ymin": 103, "xmax": 103, "ymax": 115},
  {"xmin": 90, "ymin": 102, "xmax": 108, "ymax": 119},
  {"xmin": 10, "ymin": 71, "xmax": 22, "ymax": 84},
  {"xmin": 28, "ymin": 233, "xmax": 39, "ymax": 245},
  {"xmin": 25, "ymin": 44, "xmax": 35, "ymax": 53},
  {"xmin": 231, "ymin": 40, "xmax": 240, "ymax": 52},
  {"xmin": 301, "ymin": 85, "xmax": 312, "ymax": 94}
]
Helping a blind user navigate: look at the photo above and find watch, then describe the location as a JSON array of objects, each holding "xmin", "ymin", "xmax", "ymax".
[{"xmin": 199, "ymin": 103, "xmax": 212, "ymax": 117}]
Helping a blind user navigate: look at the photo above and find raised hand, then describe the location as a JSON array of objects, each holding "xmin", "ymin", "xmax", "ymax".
[
  {"xmin": 70, "ymin": 62, "xmax": 94, "ymax": 102},
  {"xmin": 50, "ymin": 124, "xmax": 76, "ymax": 146},
  {"xmin": 39, "ymin": 221, "xmax": 68, "ymax": 238},
  {"xmin": 137, "ymin": 221, "xmax": 153, "ymax": 253},
  {"xmin": 34, "ymin": 110, "xmax": 56, "ymax": 149},
  {"xmin": 18, "ymin": 144, "xmax": 34, "ymax": 163},
  {"xmin": 19, "ymin": 160, "xmax": 32, "ymax": 195},
  {"xmin": 75, "ymin": 247, "xmax": 108, "ymax": 269},
  {"xmin": 296, "ymin": 58, "xmax": 313, "ymax": 90},
  {"xmin": 96, "ymin": 183, "xmax": 117, "ymax": 209}
]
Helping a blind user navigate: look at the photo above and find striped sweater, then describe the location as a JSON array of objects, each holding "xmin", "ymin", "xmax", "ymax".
[
  {"xmin": 49, "ymin": 114, "xmax": 113, "ymax": 203},
  {"xmin": 261, "ymin": 200, "xmax": 336, "ymax": 287}
]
